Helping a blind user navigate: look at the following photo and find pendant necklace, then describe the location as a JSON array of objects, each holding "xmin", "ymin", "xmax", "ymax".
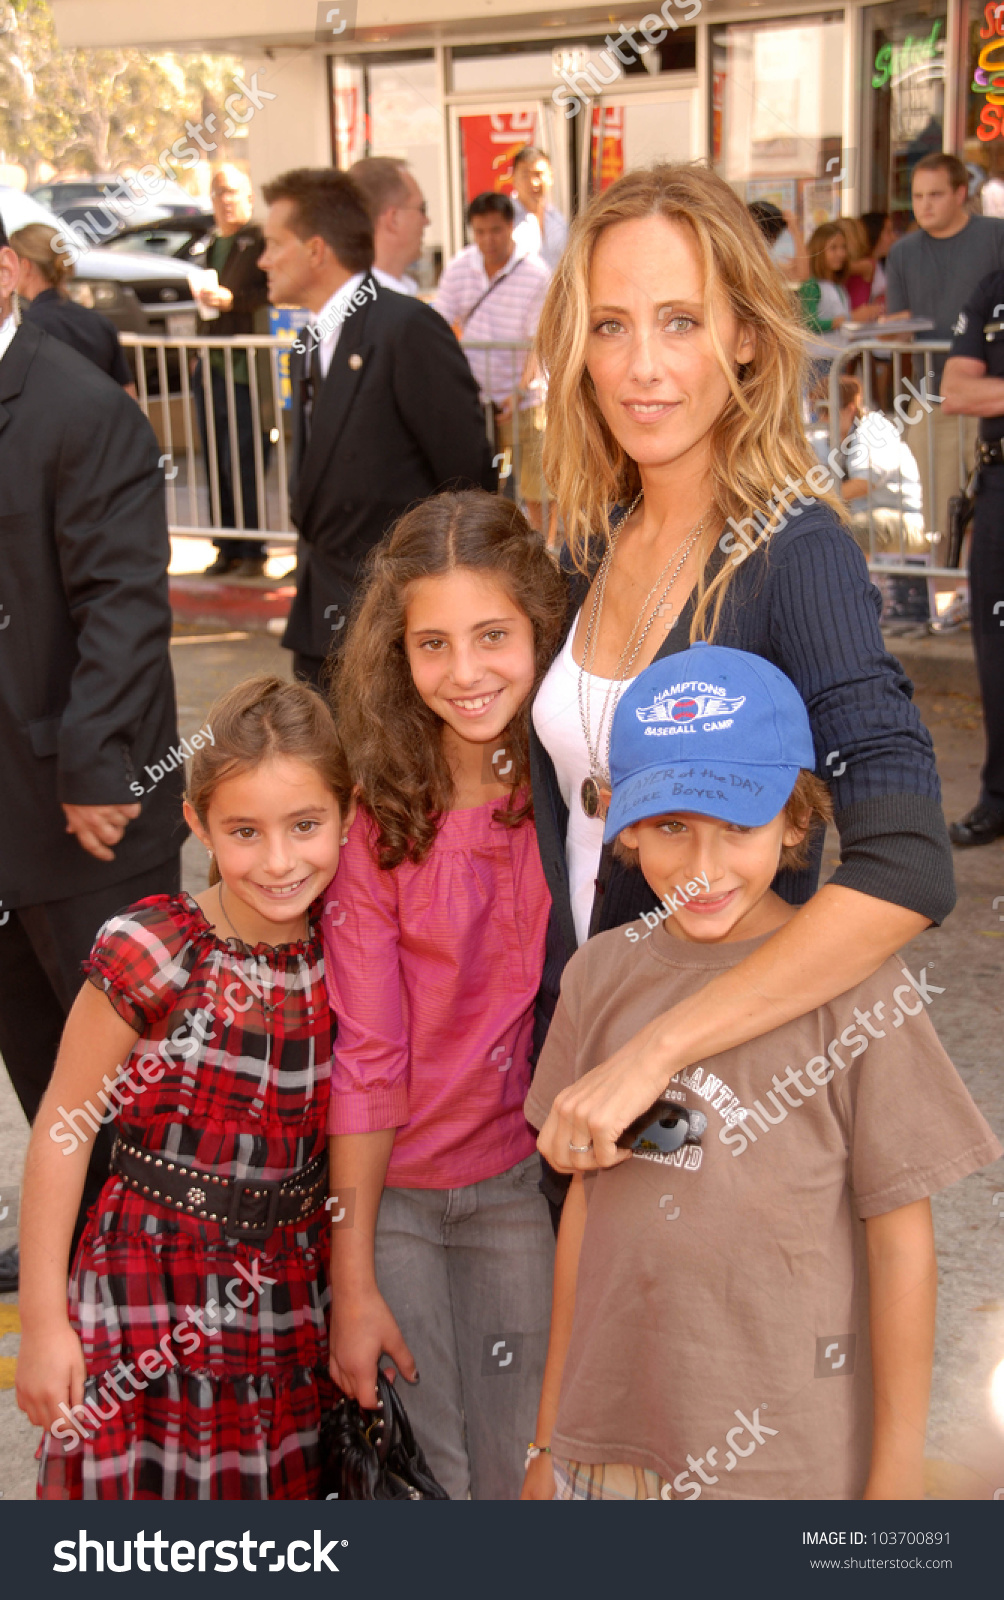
[
  {"xmin": 216, "ymin": 882, "xmax": 295, "ymax": 1016},
  {"xmin": 577, "ymin": 496, "xmax": 705, "ymax": 821}
]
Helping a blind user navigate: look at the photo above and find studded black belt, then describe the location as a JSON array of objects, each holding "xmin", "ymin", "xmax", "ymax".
[
  {"xmin": 110, "ymin": 1135, "xmax": 329, "ymax": 1241},
  {"xmin": 977, "ymin": 438, "xmax": 1004, "ymax": 466}
]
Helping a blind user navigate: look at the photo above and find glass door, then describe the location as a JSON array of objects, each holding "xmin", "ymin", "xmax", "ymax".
[
  {"xmin": 578, "ymin": 86, "xmax": 701, "ymax": 200},
  {"xmin": 448, "ymin": 99, "xmax": 569, "ymax": 258}
]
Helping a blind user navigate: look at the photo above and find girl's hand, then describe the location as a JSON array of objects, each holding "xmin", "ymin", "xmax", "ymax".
[
  {"xmin": 329, "ymin": 1285, "xmax": 416, "ymax": 1410},
  {"xmin": 15, "ymin": 1320, "xmax": 88, "ymax": 1432},
  {"xmin": 520, "ymin": 1451, "xmax": 556, "ymax": 1500}
]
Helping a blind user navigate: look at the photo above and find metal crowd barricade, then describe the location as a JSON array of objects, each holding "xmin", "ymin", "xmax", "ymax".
[
  {"xmin": 825, "ymin": 336, "xmax": 968, "ymax": 581},
  {"xmin": 122, "ymin": 332, "xmax": 298, "ymax": 549},
  {"xmin": 121, "ymin": 331, "xmax": 556, "ymax": 552}
]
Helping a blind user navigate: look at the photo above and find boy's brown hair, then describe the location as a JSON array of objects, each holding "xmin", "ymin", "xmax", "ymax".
[{"xmin": 613, "ymin": 769, "xmax": 833, "ymax": 873}]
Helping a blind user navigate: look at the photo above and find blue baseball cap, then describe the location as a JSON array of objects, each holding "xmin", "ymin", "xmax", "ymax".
[{"xmin": 603, "ymin": 644, "xmax": 815, "ymax": 842}]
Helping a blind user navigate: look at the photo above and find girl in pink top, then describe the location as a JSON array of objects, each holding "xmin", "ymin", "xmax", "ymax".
[{"xmin": 323, "ymin": 490, "xmax": 567, "ymax": 1500}]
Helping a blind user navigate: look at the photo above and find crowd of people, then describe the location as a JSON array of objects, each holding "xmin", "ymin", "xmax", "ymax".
[{"xmin": 1, "ymin": 145, "xmax": 1002, "ymax": 1503}]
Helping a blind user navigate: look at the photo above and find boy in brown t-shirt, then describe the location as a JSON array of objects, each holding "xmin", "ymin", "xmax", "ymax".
[{"xmin": 523, "ymin": 645, "xmax": 1000, "ymax": 1501}]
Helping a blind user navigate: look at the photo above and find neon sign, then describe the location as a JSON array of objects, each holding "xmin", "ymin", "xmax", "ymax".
[
  {"xmin": 975, "ymin": 2, "xmax": 1004, "ymax": 138},
  {"xmin": 872, "ymin": 19, "xmax": 943, "ymax": 89}
]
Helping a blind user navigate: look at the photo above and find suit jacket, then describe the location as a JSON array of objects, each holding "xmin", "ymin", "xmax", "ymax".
[
  {"xmin": 198, "ymin": 222, "xmax": 269, "ymax": 339},
  {"xmin": 0, "ymin": 321, "xmax": 185, "ymax": 908},
  {"xmin": 284, "ymin": 278, "xmax": 496, "ymax": 658}
]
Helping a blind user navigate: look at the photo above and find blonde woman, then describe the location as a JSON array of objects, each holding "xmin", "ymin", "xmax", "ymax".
[
  {"xmin": 525, "ymin": 162, "xmax": 951, "ymax": 1201},
  {"xmin": 10, "ymin": 224, "xmax": 136, "ymax": 394}
]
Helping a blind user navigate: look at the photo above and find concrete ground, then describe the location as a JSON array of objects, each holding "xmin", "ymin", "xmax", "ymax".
[{"xmin": 1, "ymin": 630, "xmax": 1002, "ymax": 1501}]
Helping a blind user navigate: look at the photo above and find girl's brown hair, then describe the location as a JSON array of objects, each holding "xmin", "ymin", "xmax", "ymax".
[
  {"xmin": 806, "ymin": 221, "xmax": 848, "ymax": 284},
  {"xmin": 185, "ymin": 675, "xmax": 352, "ymax": 885},
  {"xmin": 534, "ymin": 162, "xmax": 844, "ymax": 643},
  {"xmin": 613, "ymin": 769, "xmax": 833, "ymax": 874},
  {"xmin": 331, "ymin": 489, "xmax": 567, "ymax": 870},
  {"xmin": 10, "ymin": 224, "xmax": 74, "ymax": 290}
]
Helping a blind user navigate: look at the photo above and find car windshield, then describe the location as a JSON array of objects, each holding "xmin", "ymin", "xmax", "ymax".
[
  {"xmin": 101, "ymin": 229, "xmax": 198, "ymax": 256},
  {"xmin": 41, "ymin": 184, "xmax": 106, "ymax": 204}
]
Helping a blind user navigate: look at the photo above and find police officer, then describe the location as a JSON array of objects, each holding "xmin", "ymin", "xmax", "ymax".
[{"xmin": 942, "ymin": 273, "xmax": 1004, "ymax": 846}]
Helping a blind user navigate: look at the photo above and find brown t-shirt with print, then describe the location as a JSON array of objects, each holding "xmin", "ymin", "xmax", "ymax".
[{"xmin": 525, "ymin": 922, "xmax": 1001, "ymax": 1500}]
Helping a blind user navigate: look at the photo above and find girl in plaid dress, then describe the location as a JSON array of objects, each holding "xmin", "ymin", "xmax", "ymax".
[{"xmin": 16, "ymin": 676, "xmax": 354, "ymax": 1499}]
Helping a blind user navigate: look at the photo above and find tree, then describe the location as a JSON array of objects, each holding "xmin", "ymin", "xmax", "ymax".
[{"xmin": 0, "ymin": 0, "xmax": 241, "ymax": 185}]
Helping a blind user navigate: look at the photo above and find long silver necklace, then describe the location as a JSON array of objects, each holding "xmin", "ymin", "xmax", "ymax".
[{"xmin": 578, "ymin": 499, "xmax": 705, "ymax": 820}]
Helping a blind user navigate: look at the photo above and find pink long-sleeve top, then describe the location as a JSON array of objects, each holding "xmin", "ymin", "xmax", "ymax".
[{"xmin": 323, "ymin": 795, "xmax": 550, "ymax": 1190}]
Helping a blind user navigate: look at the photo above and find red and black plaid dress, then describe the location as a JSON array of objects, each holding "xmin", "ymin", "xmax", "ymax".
[{"xmin": 36, "ymin": 892, "xmax": 335, "ymax": 1501}]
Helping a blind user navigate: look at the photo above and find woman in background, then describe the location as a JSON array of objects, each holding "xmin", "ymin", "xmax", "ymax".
[
  {"xmin": 10, "ymin": 224, "xmax": 137, "ymax": 395},
  {"xmin": 798, "ymin": 222, "xmax": 881, "ymax": 335}
]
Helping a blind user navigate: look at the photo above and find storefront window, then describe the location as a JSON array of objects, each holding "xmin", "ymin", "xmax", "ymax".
[
  {"xmin": 450, "ymin": 34, "xmax": 696, "ymax": 94},
  {"xmin": 710, "ymin": 15, "xmax": 845, "ymax": 240},
  {"xmin": 964, "ymin": 0, "xmax": 1004, "ymax": 193},
  {"xmin": 861, "ymin": 0, "xmax": 946, "ymax": 213}
]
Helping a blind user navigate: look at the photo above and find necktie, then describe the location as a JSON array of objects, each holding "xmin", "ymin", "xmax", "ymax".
[{"xmin": 302, "ymin": 344, "xmax": 324, "ymax": 443}]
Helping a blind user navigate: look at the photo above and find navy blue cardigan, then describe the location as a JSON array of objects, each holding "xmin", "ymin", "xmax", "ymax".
[{"xmin": 529, "ymin": 502, "xmax": 954, "ymax": 1056}]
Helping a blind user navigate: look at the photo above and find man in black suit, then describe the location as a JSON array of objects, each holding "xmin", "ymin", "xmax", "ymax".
[
  {"xmin": 259, "ymin": 168, "xmax": 495, "ymax": 685},
  {"xmin": 193, "ymin": 165, "xmax": 272, "ymax": 577},
  {"xmin": 0, "ymin": 216, "xmax": 184, "ymax": 1291}
]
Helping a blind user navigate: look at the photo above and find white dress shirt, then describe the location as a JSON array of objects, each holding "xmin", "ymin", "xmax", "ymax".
[
  {"xmin": 0, "ymin": 311, "xmax": 17, "ymax": 365},
  {"xmin": 512, "ymin": 200, "xmax": 568, "ymax": 272},
  {"xmin": 308, "ymin": 272, "xmax": 369, "ymax": 378},
  {"xmin": 373, "ymin": 266, "xmax": 417, "ymax": 296}
]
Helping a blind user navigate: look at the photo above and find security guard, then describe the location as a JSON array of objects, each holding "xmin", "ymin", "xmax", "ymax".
[{"xmin": 942, "ymin": 271, "xmax": 1004, "ymax": 847}]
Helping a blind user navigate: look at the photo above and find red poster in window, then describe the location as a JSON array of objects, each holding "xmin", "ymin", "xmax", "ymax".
[
  {"xmin": 459, "ymin": 111, "xmax": 537, "ymax": 204},
  {"xmin": 590, "ymin": 105, "xmax": 624, "ymax": 192}
]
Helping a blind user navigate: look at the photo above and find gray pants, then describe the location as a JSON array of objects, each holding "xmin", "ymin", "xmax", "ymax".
[{"xmin": 375, "ymin": 1153, "xmax": 554, "ymax": 1500}]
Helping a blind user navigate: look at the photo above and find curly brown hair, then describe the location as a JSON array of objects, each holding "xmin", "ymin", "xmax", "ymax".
[{"xmin": 330, "ymin": 490, "xmax": 568, "ymax": 869}]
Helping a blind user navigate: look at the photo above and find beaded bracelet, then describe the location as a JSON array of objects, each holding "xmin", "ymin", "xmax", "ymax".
[{"xmin": 524, "ymin": 1442, "xmax": 553, "ymax": 1471}]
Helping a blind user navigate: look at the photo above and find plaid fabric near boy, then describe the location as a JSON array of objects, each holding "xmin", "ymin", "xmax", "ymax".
[{"xmin": 525, "ymin": 645, "xmax": 1000, "ymax": 1501}]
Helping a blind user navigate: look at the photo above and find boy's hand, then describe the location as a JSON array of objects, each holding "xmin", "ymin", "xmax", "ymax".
[
  {"xmin": 520, "ymin": 1451, "xmax": 556, "ymax": 1500},
  {"xmin": 329, "ymin": 1285, "xmax": 416, "ymax": 1409},
  {"xmin": 15, "ymin": 1321, "xmax": 88, "ymax": 1432},
  {"xmin": 537, "ymin": 1011, "xmax": 677, "ymax": 1170}
]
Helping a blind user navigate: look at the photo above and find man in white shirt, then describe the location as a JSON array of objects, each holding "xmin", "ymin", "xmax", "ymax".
[
  {"xmin": 510, "ymin": 147, "xmax": 568, "ymax": 272},
  {"xmin": 434, "ymin": 191, "xmax": 551, "ymax": 532},
  {"xmin": 348, "ymin": 157, "xmax": 427, "ymax": 296}
]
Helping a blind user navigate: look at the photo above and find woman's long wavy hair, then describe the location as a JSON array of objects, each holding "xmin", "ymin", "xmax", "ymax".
[
  {"xmin": 535, "ymin": 162, "xmax": 843, "ymax": 640},
  {"xmin": 331, "ymin": 490, "xmax": 567, "ymax": 870}
]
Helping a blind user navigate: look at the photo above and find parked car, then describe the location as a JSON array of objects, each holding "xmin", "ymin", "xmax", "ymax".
[
  {"xmin": 28, "ymin": 176, "xmax": 202, "ymax": 234},
  {"xmin": 1, "ymin": 185, "xmax": 199, "ymax": 393},
  {"xmin": 98, "ymin": 213, "xmax": 216, "ymax": 263}
]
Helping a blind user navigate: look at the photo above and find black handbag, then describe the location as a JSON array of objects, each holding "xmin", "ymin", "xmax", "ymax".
[{"xmin": 318, "ymin": 1370, "xmax": 450, "ymax": 1500}]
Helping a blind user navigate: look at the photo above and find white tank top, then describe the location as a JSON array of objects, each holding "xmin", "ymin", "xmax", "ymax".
[{"xmin": 532, "ymin": 613, "xmax": 629, "ymax": 948}]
